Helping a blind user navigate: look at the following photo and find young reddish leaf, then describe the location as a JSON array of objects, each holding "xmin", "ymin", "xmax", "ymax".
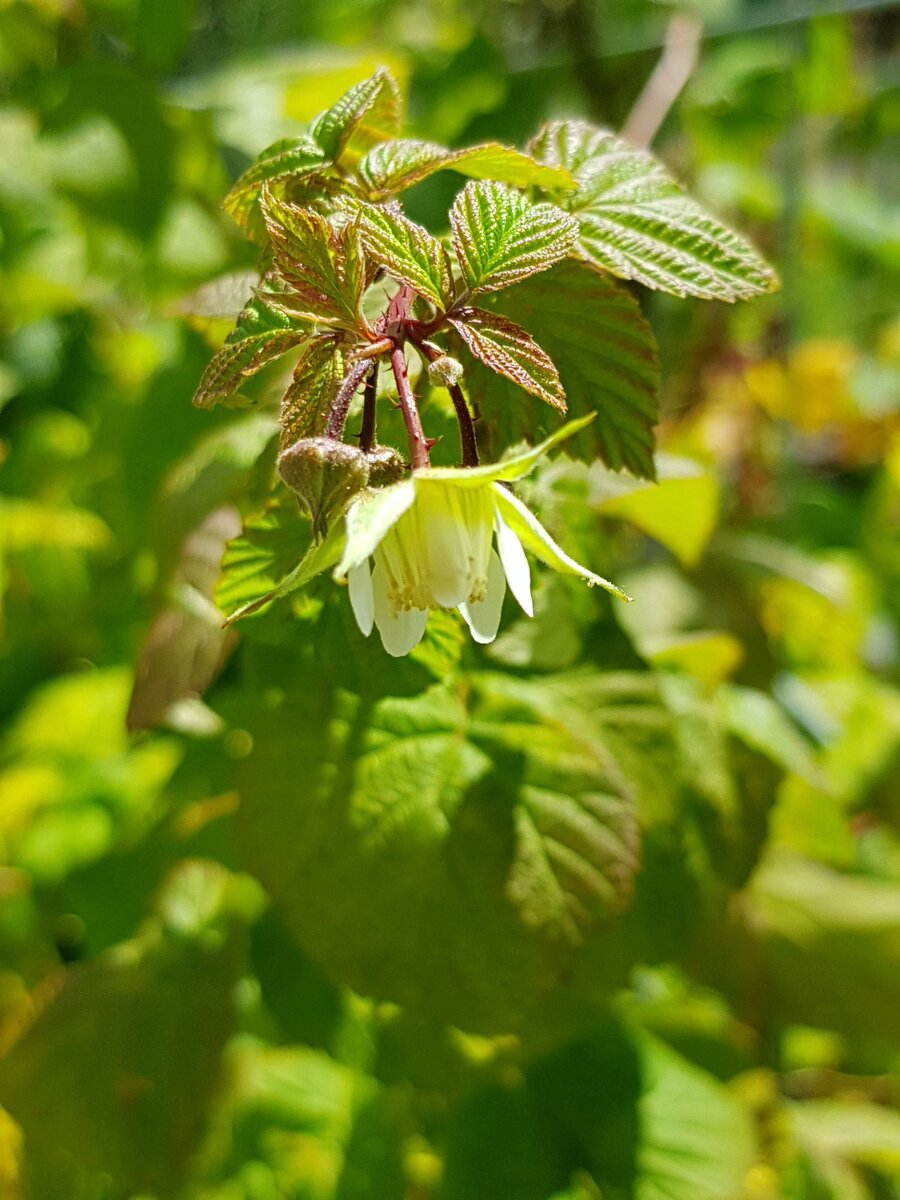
[
  {"xmin": 192, "ymin": 295, "xmax": 309, "ymax": 410},
  {"xmin": 449, "ymin": 308, "xmax": 565, "ymax": 410},
  {"xmin": 223, "ymin": 134, "xmax": 329, "ymax": 236},
  {"xmin": 280, "ymin": 336, "xmax": 344, "ymax": 448},
  {"xmin": 450, "ymin": 180, "xmax": 579, "ymax": 296},
  {"xmin": 261, "ymin": 189, "xmax": 366, "ymax": 333},
  {"xmin": 310, "ymin": 67, "xmax": 401, "ymax": 164},
  {"xmin": 529, "ymin": 120, "xmax": 779, "ymax": 301},
  {"xmin": 357, "ymin": 202, "xmax": 453, "ymax": 309},
  {"xmin": 356, "ymin": 138, "xmax": 576, "ymax": 200},
  {"xmin": 468, "ymin": 261, "xmax": 660, "ymax": 478}
]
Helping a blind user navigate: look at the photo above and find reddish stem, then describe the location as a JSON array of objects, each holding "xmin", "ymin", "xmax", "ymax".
[
  {"xmin": 324, "ymin": 358, "xmax": 371, "ymax": 440},
  {"xmin": 447, "ymin": 384, "xmax": 479, "ymax": 467},
  {"xmin": 390, "ymin": 346, "xmax": 430, "ymax": 470}
]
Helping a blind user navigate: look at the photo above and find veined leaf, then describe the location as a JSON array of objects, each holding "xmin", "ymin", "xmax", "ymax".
[
  {"xmin": 529, "ymin": 120, "xmax": 778, "ymax": 301},
  {"xmin": 192, "ymin": 294, "xmax": 309, "ymax": 410},
  {"xmin": 310, "ymin": 67, "xmax": 401, "ymax": 164},
  {"xmin": 223, "ymin": 134, "xmax": 329, "ymax": 234},
  {"xmin": 280, "ymin": 336, "xmax": 344, "ymax": 448},
  {"xmin": 357, "ymin": 138, "xmax": 577, "ymax": 201},
  {"xmin": 358, "ymin": 202, "xmax": 453, "ymax": 308},
  {"xmin": 261, "ymin": 190, "xmax": 366, "ymax": 332},
  {"xmin": 450, "ymin": 180, "xmax": 579, "ymax": 296},
  {"xmin": 449, "ymin": 308, "xmax": 565, "ymax": 409},
  {"xmin": 469, "ymin": 261, "xmax": 660, "ymax": 477}
]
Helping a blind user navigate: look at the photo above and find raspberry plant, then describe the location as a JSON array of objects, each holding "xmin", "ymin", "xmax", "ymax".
[{"xmin": 194, "ymin": 68, "xmax": 777, "ymax": 632}]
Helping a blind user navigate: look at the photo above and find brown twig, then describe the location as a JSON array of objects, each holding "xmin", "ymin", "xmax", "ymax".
[
  {"xmin": 358, "ymin": 365, "xmax": 378, "ymax": 453},
  {"xmin": 621, "ymin": 13, "xmax": 703, "ymax": 148},
  {"xmin": 324, "ymin": 358, "xmax": 372, "ymax": 440}
]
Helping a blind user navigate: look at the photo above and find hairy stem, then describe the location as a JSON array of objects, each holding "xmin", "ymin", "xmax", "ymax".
[
  {"xmin": 358, "ymin": 365, "xmax": 378, "ymax": 452},
  {"xmin": 448, "ymin": 384, "xmax": 479, "ymax": 467},
  {"xmin": 390, "ymin": 346, "xmax": 430, "ymax": 470},
  {"xmin": 324, "ymin": 358, "xmax": 371, "ymax": 440}
]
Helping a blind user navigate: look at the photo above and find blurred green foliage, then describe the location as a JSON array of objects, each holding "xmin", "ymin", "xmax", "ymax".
[{"xmin": 0, "ymin": 1, "xmax": 899, "ymax": 1198}]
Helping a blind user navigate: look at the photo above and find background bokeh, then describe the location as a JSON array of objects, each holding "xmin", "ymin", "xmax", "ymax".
[{"xmin": 0, "ymin": 1, "xmax": 899, "ymax": 1198}]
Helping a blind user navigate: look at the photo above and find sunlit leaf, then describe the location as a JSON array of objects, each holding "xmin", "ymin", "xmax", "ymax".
[
  {"xmin": 223, "ymin": 134, "xmax": 329, "ymax": 233},
  {"xmin": 469, "ymin": 261, "xmax": 659, "ymax": 476},
  {"xmin": 357, "ymin": 201, "xmax": 453, "ymax": 308},
  {"xmin": 529, "ymin": 120, "xmax": 779, "ymax": 301},
  {"xmin": 280, "ymin": 334, "xmax": 344, "ymax": 447},
  {"xmin": 449, "ymin": 308, "xmax": 565, "ymax": 409},
  {"xmin": 310, "ymin": 66, "xmax": 401, "ymax": 164},
  {"xmin": 450, "ymin": 180, "xmax": 579, "ymax": 296}
]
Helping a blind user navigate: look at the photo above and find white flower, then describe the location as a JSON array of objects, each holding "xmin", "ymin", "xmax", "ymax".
[{"xmin": 334, "ymin": 418, "xmax": 629, "ymax": 657}]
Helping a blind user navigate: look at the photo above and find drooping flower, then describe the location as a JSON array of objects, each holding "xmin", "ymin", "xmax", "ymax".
[{"xmin": 333, "ymin": 417, "xmax": 629, "ymax": 656}]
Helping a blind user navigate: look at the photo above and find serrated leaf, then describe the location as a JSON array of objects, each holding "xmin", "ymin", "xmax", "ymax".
[
  {"xmin": 236, "ymin": 658, "xmax": 639, "ymax": 1030},
  {"xmin": 192, "ymin": 294, "xmax": 309, "ymax": 410},
  {"xmin": 280, "ymin": 335, "xmax": 344, "ymax": 448},
  {"xmin": 357, "ymin": 202, "xmax": 453, "ymax": 308},
  {"xmin": 310, "ymin": 67, "xmax": 401, "ymax": 164},
  {"xmin": 529, "ymin": 120, "xmax": 778, "ymax": 301},
  {"xmin": 468, "ymin": 261, "xmax": 660, "ymax": 477},
  {"xmin": 223, "ymin": 134, "xmax": 329, "ymax": 233},
  {"xmin": 261, "ymin": 190, "xmax": 366, "ymax": 332},
  {"xmin": 357, "ymin": 138, "xmax": 577, "ymax": 200},
  {"xmin": 449, "ymin": 308, "xmax": 565, "ymax": 409},
  {"xmin": 450, "ymin": 180, "xmax": 579, "ymax": 296},
  {"xmin": 215, "ymin": 496, "xmax": 342, "ymax": 623}
]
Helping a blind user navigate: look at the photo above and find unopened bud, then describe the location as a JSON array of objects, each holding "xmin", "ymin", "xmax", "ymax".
[
  {"xmin": 365, "ymin": 445, "xmax": 406, "ymax": 487},
  {"xmin": 427, "ymin": 354, "xmax": 464, "ymax": 389},
  {"xmin": 278, "ymin": 437, "xmax": 369, "ymax": 540}
]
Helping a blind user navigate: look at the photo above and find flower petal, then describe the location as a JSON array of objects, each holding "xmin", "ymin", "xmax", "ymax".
[
  {"xmin": 348, "ymin": 560, "xmax": 375, "ymax": 636},
  {"xmin": 416, "ymin": 482, "xmax": 492, "ymax": 608},
  {"xmin": 491, "ymin": 484, "xmax": 631, "ymax": 601},
  {"xmin": 459, "ymin": 549, "xmax": 506, "ymax": 644},
  {"xmin": 372, "ymin": 560, "xmax": 428, "ymax": 656},
  {"xmin": 494, "ymin": 510, "xmax": 533, "ymax": 617}
]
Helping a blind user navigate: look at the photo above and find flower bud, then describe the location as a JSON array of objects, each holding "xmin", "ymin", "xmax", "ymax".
[
  {"xmin": 365, "ymin": 445, "xmax": 406, "ymax": 487},
  {"xmin": 278, "ymin": 437, "xmax": 369, "ymax": 540},
  {"xmin": 426, "ymin": 354, "xmax": 464, "ymax": 389}
]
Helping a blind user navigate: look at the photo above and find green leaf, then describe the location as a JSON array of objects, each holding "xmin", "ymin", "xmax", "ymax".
[
  {"xmin": 223, "ymin": 133, "xmax": 329, "ymax": 233},
  {"xmin": 310, "ymin": 67, "xmax": 401, "ymax": 164},
  {"xmin": 357, "ymin": 138, "xmax": 577, "ymax": 201},
  {"xmin": 236, "ymin": 660, "xmax": 639, "ymax": 1031},
  {"xmin": 450, "ymin": 180, "xmax": 579, "ymax": 296},
  {"xmin": 590, "ymin": 454, "xmax": 720, "ymax": 566},
  {"xmin": 215, "ymin": 495, "xmax": 314, "ymax": 618},
  {"xmin": 449, "ymin": 307, "xmax": 565, "ymax": 409},
  {"xmin": 261, "ymin": 191, "xmax": 366, "ymax": 332},
  {"xmin": 191, "ymin": 293, "xmax": 309, "ymax": 410},
  {"xmin": 469, "ymin": 261, "xmax": 660, "ymax": 477},
  {"xmin": 0, "ymin": 861, "xmax": 258, "ymax": 1198},
  {"xmin": 529, "ymin": 120, "xmax": 778, "ymax": 301},
  {"xmin": 280, "ymin": 334, "xmax": 344, "ymax": 447},
  {"xmin": 358, "ymin": 202, "xmax": 453, "ymax": 308}
]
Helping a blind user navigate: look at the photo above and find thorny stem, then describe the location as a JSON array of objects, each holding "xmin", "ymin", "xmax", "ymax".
[
  {"xmin": 324, "ymin": 358, "xmax": 371, "ymax": 440},
  {"xmin": 358, "ymin": 365, "xmax": 378, "ymax": 453},
  {"xmin": 414, "ymin": 337, "xmax": 479, "ymax": 468},
  {"xmin": 390, "ymin": 345, "xmax": 430, "ymax": 470},
  {"xmin": 447, "ymin": 384, "xmax": 479, "ymax": 467}
]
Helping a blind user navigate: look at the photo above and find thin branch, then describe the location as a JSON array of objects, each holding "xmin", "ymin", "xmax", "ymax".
[
  {"xmin": 621, "ymin": 13, "xmax": 703, "ymax": 148},
  {"xmin": 390, "ymin": 346, "xmax": 430, "ymax": 470},
  {"xmin": 358, "ymin": 365, "xmax": 378, "ymax": 453},
  {"xmin": 324, "ymin": 358, "xmax": 372, "ymax": 440},
  {"xmin": 448, "ymin": 384, "xmax": 479, "ymax": 468}
]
